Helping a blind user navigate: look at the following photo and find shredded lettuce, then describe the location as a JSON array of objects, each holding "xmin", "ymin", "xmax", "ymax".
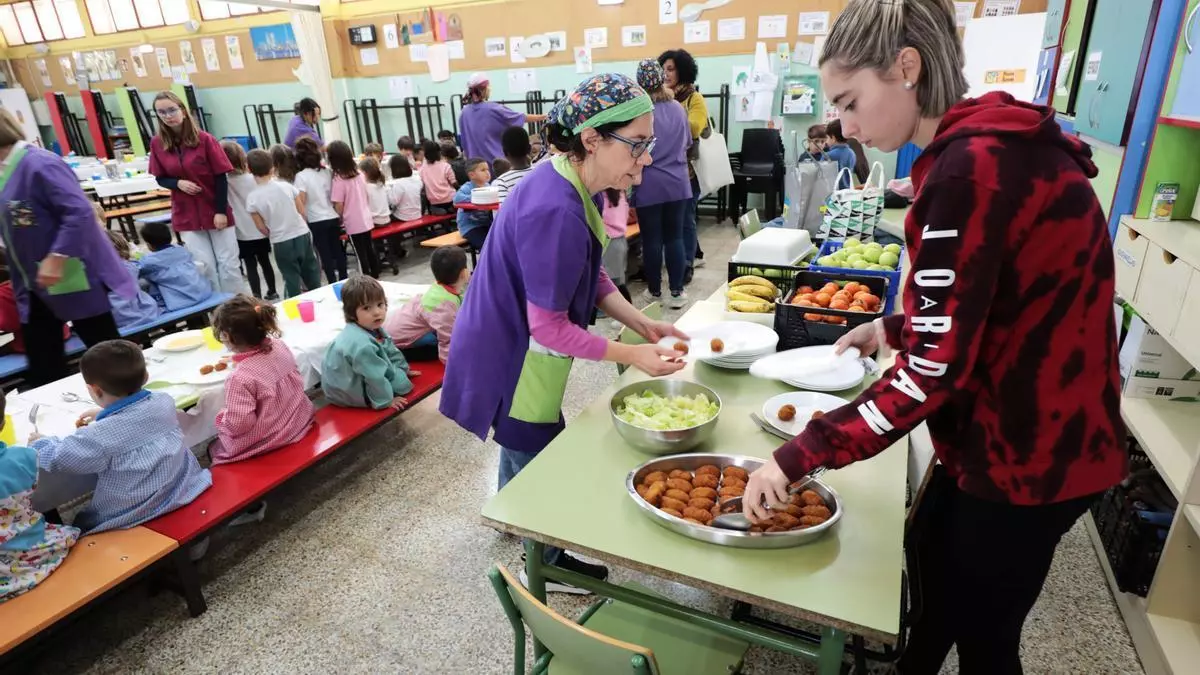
[{"xmin": 616, "ymin": 390, "xmax": 719, "ymax": 430}]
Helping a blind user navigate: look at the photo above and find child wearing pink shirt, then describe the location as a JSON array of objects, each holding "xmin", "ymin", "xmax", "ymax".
[
  {"xmin": 418, "ymin": 139, "xmax": 458, "ymax": 215},
  {"xmin": 328, "ymin": 141, "xmax": 381, "ymax": 278},
  {"xmin": 210, "ymin": 294, "xmax": 314, "ymax": 468}
]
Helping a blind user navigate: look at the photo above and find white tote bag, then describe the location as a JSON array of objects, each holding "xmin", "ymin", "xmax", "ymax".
[
  {"xmin": 693, "ymin": 130, "xmax": 734, "ymax": 199},
  {"xmin": 818, "ymin": 161, "xmax": 886, "ymax": 243}
]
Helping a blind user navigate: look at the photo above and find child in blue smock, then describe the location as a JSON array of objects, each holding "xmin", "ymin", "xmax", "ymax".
[
  {"xmin": 0, "ymin": 389, "xmax": 80, "ymax": 602},
  {"xmin": 30, "ymin": 340, "xmax": 211, "ymax": 534},
  {"xmin": 104, "ymin": 231, "xmax": 161, "ymax": 329},
  {"xmin": 322, "ymin": 276, "xmax": 419, "ymax": 410},
  {"xmin": 454, "ymin": 158, "xmax": 494, "ymax": 252},
  {"xmin": 137, "ymin": 220, "xmax": 214, "ymax": 311}
]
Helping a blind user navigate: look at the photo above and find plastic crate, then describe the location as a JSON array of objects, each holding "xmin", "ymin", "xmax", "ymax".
[
  {"xmin": 772, "ymin": 270, "xmax": 889, "ymax": 350},
  {"xmin": 1090, "ymin": 444, "xmax": 1176, "ymax": 597},
  {"xmin": 808, "ymin": 241, "xmax": 905, "ymax": 315},
  {"xmin": 726, "ymin": 260, "xmax": 811, "ymax": 289}
]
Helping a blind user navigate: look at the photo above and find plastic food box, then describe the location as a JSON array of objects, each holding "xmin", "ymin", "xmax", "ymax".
[{"xmin": 732, "ymin": 228, "xmax": 814, "ymax": 267}]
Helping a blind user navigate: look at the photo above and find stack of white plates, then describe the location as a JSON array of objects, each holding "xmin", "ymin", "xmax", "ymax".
[
  {"xmin": 658, "ymin": 321, "xmax": 778, "ymax": 370},
  {"xmin": 749, "ymin": 345, "xmax": 866, "ymax": 391}
]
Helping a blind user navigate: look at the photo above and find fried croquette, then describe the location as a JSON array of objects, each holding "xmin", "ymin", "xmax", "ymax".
[
  {"xmin": 664, "ymin": 488, "xmax": 691, "ymax": 502},
  {"xmin": 644, "ymin": 481, "xmax": 666, "ymax": 506},
  {"xmin": 718, "ymin": 485, "xmax": 745, "ymax": 498},
  {"xmin": 666, "ymin": 478, "xmax": 693, "ymax": 493},
  {"xmin": 635, "ymin": 484, "xmax": 649, "ymax": 499},
  {"xmin": 774, "ymin": 513, "xmax": 801, "ymax": 529},
  {"xmin": 800, "ymin": 490, "xmax": 824, "ymax": 506},
  {"xmin": 695, "ymin": 465, "xmax": 720, "ymax": 476},
  {"xmin": 810, "ymin": 410, "xmax": 825, "ymax": 420},
  {"xmin": 688, "ymin": 497, "xmax": 715, "ymax": 511},
  {"xmin": 765, "ymin": 525, "xmax": 788, "ymax": 533},
  {"xmin": 214, "ymin": 361, "xmax": 228, "ymax": 372},
  {"xmin": 722, "ymin": 466, "xmax": 749, "ymax": 482},
  {"xmin": 692, "ymin": 473, "xmax": 718, "ymax": 489},
  {"xmin": 661, "ymin": 507, "xmax": 684, "ymax": 519},
  {"xmin": 801, "ymin": 505, "xmax": 832, "ymax": 519},
  {"xmin": 684, "ymin": 517, "xmax": 704, "ymax": 525},
  {"xmin": 800, "ymin": 515, "xmax": 828, "ymax": 527},
  {"xmin": 777, "ymin": 404, "xmax": 796, "ymax": 422},
  {"xmin": 691, "ymin": 487, "xmax": 718, "ymax": 500},
  {"xmin": 722, "ymin": 478, "xmax": 747, "ymax": 490},
  {"xmin": 643, "ymin": 470, "xmax": 668, "ymax": 485},
  {"xmin": 199, "ymin": 364, "xmax": 214, "ymax": 375},
  {"xmin": 784, "ymin": 504, "xmax": 804, "ymax": 517},
  {"xmin": 668, "ymin": 469, "xmax": 693, "ymax": 481},
  {"xmin": 683, "ymin": 507, "xmax": 713, "ymax": 523},
  {"xmin": 710, "ymin": 337, "xmax": 725, "ymax": 353},
  {"xmin": 661, "ymin": 497, "xmax": 688, "ymax": 512},
  {"xmin": 673, "ymin": 341, "xmax": 689, "ymax": 354}
]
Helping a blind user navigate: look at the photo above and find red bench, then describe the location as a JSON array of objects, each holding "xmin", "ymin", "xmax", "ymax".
[
  {"xmin": 342, "ymin": 214, "xmax": 456, "ymax": 274},
  {"xmin": 144, "ymin": 359, "xmax": 446, "ymax": 615}
]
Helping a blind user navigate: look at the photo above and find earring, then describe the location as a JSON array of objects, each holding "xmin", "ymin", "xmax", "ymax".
[{"xmin": 904, "ymin": 81, "xmax": 914, "ymax": 90}]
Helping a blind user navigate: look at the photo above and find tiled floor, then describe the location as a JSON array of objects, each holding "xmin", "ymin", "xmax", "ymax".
[{"xmin": 24, "ymin": 220, "xmax": 1143, "ymax": 674}]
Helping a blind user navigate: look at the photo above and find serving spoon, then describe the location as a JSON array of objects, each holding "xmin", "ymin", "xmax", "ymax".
[{"xmin": 710, "ymin": 467, "xmax": 827, "ymax": 531}]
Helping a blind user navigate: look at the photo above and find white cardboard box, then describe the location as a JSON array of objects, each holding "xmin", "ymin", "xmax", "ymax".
[{"xmin": 1120, "ymin": 315, "xmax": 1200, "ymax": 400}]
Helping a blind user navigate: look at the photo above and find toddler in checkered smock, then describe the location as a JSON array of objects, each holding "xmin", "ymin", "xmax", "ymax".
[{"xmin": 29, "ymin": 340, "xmax": 211, "ymax": 534}]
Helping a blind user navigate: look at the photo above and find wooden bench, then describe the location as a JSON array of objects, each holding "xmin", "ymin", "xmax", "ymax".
[
  {"xmin": 0, "ymin": 527, "xmax": 179, "ymax": 661},
  {"xmin": 105, "ymin": 200, "xmax": 171, "ymax": 243},
  {"xmin": 418, "ymin": 223, "xmax": 641, "ymax": 268},
  {"xmin": 143, "ymin": 360, "xmax": 446, "ymax": 615}
]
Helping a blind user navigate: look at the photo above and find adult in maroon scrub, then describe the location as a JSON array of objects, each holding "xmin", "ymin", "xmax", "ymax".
[
  {"xmin": 148, "ymin": 91, "xmax": 244, "ymax": 294},
  {"xmin": 458, "ymin": 72, "xmax": 547, "ymax": 168}
]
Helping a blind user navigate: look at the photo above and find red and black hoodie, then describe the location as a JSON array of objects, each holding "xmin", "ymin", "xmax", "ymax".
[{"xmin": 776, "ymin": 92, "xmax": 1128, "ymax": 505}]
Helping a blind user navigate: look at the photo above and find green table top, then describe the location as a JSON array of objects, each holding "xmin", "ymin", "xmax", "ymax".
[{"xmin": 481, "ymin": 301, "xmax": 908, "ymax": 642}]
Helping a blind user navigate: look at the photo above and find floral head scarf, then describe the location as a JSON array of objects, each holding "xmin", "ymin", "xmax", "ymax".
[
  {"xmin": 549, "ymin": 73, "xmax": 653, "ymax": 134},
  {"xmin": 636, "ymin": 59, "xmax": 665, "ymax": 93}
]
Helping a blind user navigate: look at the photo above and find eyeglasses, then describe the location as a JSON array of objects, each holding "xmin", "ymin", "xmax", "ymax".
[
  {"xmin": 604, "ymin": 131, "xmax": 656, "ymax": 159},
  {"xmin": 155, "ymin": 107, "xmax": 183, "ymax": 118}
]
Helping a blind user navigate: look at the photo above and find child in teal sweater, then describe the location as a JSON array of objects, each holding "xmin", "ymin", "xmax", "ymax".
[{"xmin": 322, "ymin": 276, "xmax": 420, "ymax": 410}]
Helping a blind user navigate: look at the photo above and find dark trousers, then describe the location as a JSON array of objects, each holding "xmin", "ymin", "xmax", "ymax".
[
  {"xmin": 237, "ymin": 238, "xmax": 277, "ymax": 298},
  {"xmin": 309, "ymin": 218, "xmax": 348, "ymax": 284},
  {"xmin": 463, "ymin": 226, "xmax": 490, "ymax": 252},
  {"xmin": 349, "ymin": 232, "xmax": 381, "ymax": 278},
  {"xmin": 23, "ymin": 293, "xmax": 120, "ymax": 387},
  {"xmin": 899, "ymin": 471, "xmax": 1097, "ymax": 675},
  {"xmin": 638, "ymin": 199, "xmax": 687, "ymax": 296}
]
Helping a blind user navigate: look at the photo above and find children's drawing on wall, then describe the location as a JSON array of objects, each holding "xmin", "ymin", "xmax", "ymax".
[
  {"xmin": 179, "ymin": 40, "xmax": 198, "ymax": 74},
  {"xmin": 547, "ymin": 31, "xmax": 567, "ymax": 52},
  {"xmin": 104, "ymin": 50, "xmax": 119, "ymax": 80},
  {"xmin": 574, "ymin": 46, "xmax": 593, "ymax": 74},
  {"xmin": 250, "ymin": 24, "xmax": 301, "ymax": 61},
  {"xmin": 155, "ymin": 47, "xmax": 172, "ymax": 79},
  {"xmin": 433, "ymin": 11, "xmax": 464, "ymax": 42},
  {"xmin": 117, "ymin": 58, "xmax": 129, "ymax": 75},
  {"xmin": 731, "ymin": 66, "xmax": 751, "ymax": 94},
  {"xmin": 59, "ymin": 56, "xmax": 75, "ymax": 83},
  {"xmin": 401, "ymin": 9, "xmax": 434, "ymax": 45},
  {"xmin": 226, "ymin": 35, "xmax": 245, "ymax": 69},
  {"xmin": 129, "ymin": 50, "xmax": 147, "ymax": 78},
  {"xmin": 485, "ymin": 37, "xmax": 506, "ymax": 57},
  {"xmin": 35, "ymin": 59, "xmax": 51, "ymax": 87},
  {"xmin": 201, "ymin": 38, "xmax": 221, "ymax": 71}
]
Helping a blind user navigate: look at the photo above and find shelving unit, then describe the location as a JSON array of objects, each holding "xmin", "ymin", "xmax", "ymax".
[
  {"xmin": 1158, "ymin": 113, "xmax": 1200, "ymax": 129},
  {"xmin": 1120, "ymin": 397, "xmax": 1200, "ymax": 500}
]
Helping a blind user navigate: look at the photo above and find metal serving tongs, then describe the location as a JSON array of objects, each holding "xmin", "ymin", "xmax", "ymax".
[{"xmin": 710, "ymin": 466, "xmax": 828, "ymax": 531}]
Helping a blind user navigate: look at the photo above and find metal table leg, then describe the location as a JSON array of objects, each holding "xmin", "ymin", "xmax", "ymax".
[{"xmin": 522, "ymin": 539, "xmax": 549, "ymax": 659}]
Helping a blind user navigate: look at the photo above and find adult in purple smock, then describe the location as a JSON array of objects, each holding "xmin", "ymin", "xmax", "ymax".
[
  {"xmin": 284, "ymin": 97, "xmax": 323, "ymax": 149},
  {"xmin": 0, "ymin": 110, "xmax": 135, "ymax": 386},
  {"xmin": 458, "ymin": 72, "xmax": 547, "ymax": 167},
  {"xmin": 632, "ymin": 59, "xmax": 694, "ymax": 310},
  {"xmin": 149, "ymin": 91, "xmax": 244, "ymax": 295},
  {"xmin": 441, "ymin": 74, "xmax": 687, "ymax": 593}
]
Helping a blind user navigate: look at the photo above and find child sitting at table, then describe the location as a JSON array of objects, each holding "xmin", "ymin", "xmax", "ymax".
[
  {"xmin": 441, "ymin": 143, "xmax": 469, "ymax": 187},
  {"xmin": 323, "ymin": 276, "xmax": 419, "ymax": 411},
  {"xmin": 363, "ymin": 142, "xmax": 389, "ymax": 180},
  {"xmin": 105, "ymin": 231, "xmax": 161, "ymax": 329},
  {"xmin": 384, "ymin": 245, "xmax": 469, "ymax": 364},
  {"xmin": 0, "ymin": 388, "xmax": 81, "ymax": 602},
  {"xmin": 386, "ymin": 155, "xmax": 423, "ymax": 223},
  {"xmin": 210, "ymin": 294, "xmax": 314, "ymax": 466},
  {"xmin": 246, "ymin": 149, "xmax": 322, "ymax": 298},
  {"xmin": 396, "ymin": 136, "xmax": 420, "ymax": 170},
  {"xmin": 454, "ymin": 158, "xmax": 493, "ymax": 251},
  {"xmin": 137, "ymin": 221, "xmax": 214, "ymax": 311},
  {"xmin": 29, "ymin": 340, "xmax": 212, "ymax": 534}
]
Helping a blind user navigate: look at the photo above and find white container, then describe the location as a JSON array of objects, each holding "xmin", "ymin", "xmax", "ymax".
[
  {"xmin": 732, "ymin": 228, "xmax": 813, "ymax": 267},
  {"xmin": 1133, "ymin": 243, "xmax": 1191, "ymax": 336},
  {"xmin": 1119, "ymin": 315, "xmax": 1200, "ymax": 402},
  {"xmin": 1170, "ymin": 267, "xmax": 1200, "ymax": 367},
  {"xmin": 471, "ymin": 186, "xmax": 500, "ymax": 205},
  {"xmin": 1113, "ymin": 222, "xmax": 1150, "ymax": 301}
]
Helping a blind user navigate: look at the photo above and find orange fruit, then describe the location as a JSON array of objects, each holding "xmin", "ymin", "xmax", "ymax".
[
  {"xmin": 851, "ymin": 298, "xmax": 867, "ymax": 308},
  {"xmin": 798, "ymin": 293, "xmax": 815, "ymax": 303},
  {"xmin": 830, "ymin": 298, "xmax": 850, "ymax": 310},
  {"xmin": 804, "ymin": 313, "xmax": 824, "ymax": 322},
  {"xmin": 825, "ymin": 315, "xmax": 844, "ymax": 324},
  {"xmin": 853, "ymin": 291, "xmax": 872, "ymax": 304},
  {"xmin": 821, "ymin": 283, "xmax": 839, "ymax": 295},
  {"xmin": 843, "ymin": 282, "xmax": 861, "ymax": 295},
  {"xmin": 847, "ymin": 305, "xmax": 866, "ymax": 312},
  {"xmin": 864, "ymin": 293, "xmax": 881, "ymax": 308},
  {"xmin": 797, "ymin": 285, "xmax": 814, "ymax": 295},
  {"xmin": 814, "ymin": 292, "xmax": 832, "ymax": 307}
]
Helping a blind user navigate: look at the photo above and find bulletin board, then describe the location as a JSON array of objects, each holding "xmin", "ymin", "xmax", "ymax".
[{"xmin": 331, "ymin": 0, "xmax": 848, "ymax": 78}]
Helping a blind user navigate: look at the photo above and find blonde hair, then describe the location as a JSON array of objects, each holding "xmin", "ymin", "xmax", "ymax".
[
  {"xmin": 153, "ymin": 91, "xmax": 200, "ymax": 151},
  {"xmin": 820, "ymin": 0, "xmax": 967, "ymax": 118},
  {"xmin": 0, "ymin": 109, "xmax": 26, "ymax": 147}
]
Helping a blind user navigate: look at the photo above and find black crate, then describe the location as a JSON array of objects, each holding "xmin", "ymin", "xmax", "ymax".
[
  {"xmin": 726, "ymin": 261, "xmax": 809, "ymax": 288},
  {"xmin": 1091, "ymin": 444, "xmax": 1176, "ymax": 597},
  {"xmin": 772, "ymin": 270, "xmax": 890, "ymax": 350}
]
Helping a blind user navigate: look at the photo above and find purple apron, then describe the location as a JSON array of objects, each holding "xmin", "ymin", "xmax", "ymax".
[{"xmin": 459, "ymin": 102, "xmax": 526, "ymax": 168}]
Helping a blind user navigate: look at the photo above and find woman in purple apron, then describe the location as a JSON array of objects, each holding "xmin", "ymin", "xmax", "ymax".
[
  {"xmin": 458, "ymin": 73, "xmax": 547, "ymax": 168},
  {"xmin": 0, "ymin": 110, "xmax": 135, "ymax": 386},
  {"xmin": 441, "ymin": 74, "xmax": 687, "ymax": 593},
  {"xmin": 284, "ymin": 98, "xmax": 323, "ymax": 149}
]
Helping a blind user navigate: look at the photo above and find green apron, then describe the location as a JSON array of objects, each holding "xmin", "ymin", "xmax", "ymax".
[{"xmin": 508, "ymin": 155, "xmax": 610, "ymax": 425}]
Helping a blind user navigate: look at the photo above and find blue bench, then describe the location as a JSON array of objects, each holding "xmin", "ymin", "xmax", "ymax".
[{"xmin": 0, "ymin": 293, "xmax": 233, "ymax": 385}]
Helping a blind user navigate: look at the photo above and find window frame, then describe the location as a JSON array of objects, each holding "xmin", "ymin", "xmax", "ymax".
[
  {"xmin": 87, "ymin": 0, "xmax": 192, "ymax": 35},
  {"xmin": 0, "ymin": 0, "xmax": 84, "ymax": 45}
]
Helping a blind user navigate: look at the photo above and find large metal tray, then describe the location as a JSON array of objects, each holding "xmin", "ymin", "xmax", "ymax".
[{"xmin": 625, "ymin": 453, "xmax": 842, "ymax": 549}]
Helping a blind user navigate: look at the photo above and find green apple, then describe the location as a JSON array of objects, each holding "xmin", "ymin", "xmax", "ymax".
[
  {"xmin": 862, "ymin": 248, "xmax": 882, "ymax": 264},
  {"xmin": 765, "ymin": 268, "xmax": 783, "ymax": 278},
  {"xmin": 878, "ymin": 251, "xmax": 900, "ymax": 268},
  {"xmin": 846, "ymin": 254, "xmax": 865, "ymax": 266},
  {"xmin": 852, "ymin": 260, "xmax": 870, "ymax": 270},
  {"xmin": 817, "ymin": 255, "xmax": 837, "ymax": 267},
  {"xmin": 867, "ymin": 264, "xmax": 888, "ymax": 271},
  {"xmin": 864, "ymin": 241, "xmax": 883, "ymax": 251},
  {"xmin": 843, "ymin": 238, "xmax": 862, "ymax": 248},
  {"xmin": 884, "ymin": 243, "xmax": 902, "ymax": 255}
]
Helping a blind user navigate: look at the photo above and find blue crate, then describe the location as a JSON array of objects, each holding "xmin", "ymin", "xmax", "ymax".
[{"xmin": 808, "ymin": 240, "xmax": 904, "ymax": 314}]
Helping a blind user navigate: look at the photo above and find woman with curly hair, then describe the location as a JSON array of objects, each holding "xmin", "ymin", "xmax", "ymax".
[{"xmin": 658, "ymin": 49, "xmax": 707, "ymax": 281}]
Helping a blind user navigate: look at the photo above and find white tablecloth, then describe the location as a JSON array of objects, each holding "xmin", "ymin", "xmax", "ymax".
[
  {"xmin": 84, "ymin": 175, "xmax": 162, "ymax": 199},
  {"xmin": 71, "ymin": 157, "xmax": 151, "ymax": 181}
]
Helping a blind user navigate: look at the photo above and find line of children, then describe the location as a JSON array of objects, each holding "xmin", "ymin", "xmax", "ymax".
[
  {"xmin": 222, "ymin": 141, "xmax": 280, "ymax": 300},
  {"xmin": 799, "ymin": 124, "xmax": 828, "ymax": 162},
  {"xmin": 268, "ymin": 143, "xmax": 298, "ymax": 183},
  {"xmin": 327, "ymin": 141, "xmax": 381, "ymax": 279},
  {"xmin": 209, "ymin": 295, "xmax": 314, "ymax": 465},
  {"xmin": 363, "ymin": 143, "xmax": 389, "ymax": 180},
  {"xmin": 492, "ymin": 126, "xmax": 535, "ymax": 203},
  {"xmin": 384, "ymin": 245, "xmax": 468, "ymax": 364},
  {"xmin": 454, "ymin": 158, "xmax": 493, "ymax": 251},
  {"xmin": 105, "ymin": 231, "xmax": 161, "ymax": 329},
  {"xmin": 418, "ymin": 139, "xmax": 458, "ymax": 215},
  {"xmin": 360, "ymin": 158, "xmax": 392, "ymax": 227},
  {"xmin": 323, "ymin": 276, "xmax": 419, "ymax": 410},
  {"xmin": 245, "ymin": 149, "xmax": 322, "ymax": 298},
  {"xmin": 138, "ymin": 221, "xmax": 214, "ymax": 311},
  {"xmin": 29, "ymin": 340, "xmax": 212, "ymax": 534},
  {"xmin": 386, "ymin": 156, "xmax": 423, "ymax": 223},
  {"xmin": 293, "ymin": 137, "xmax": 348, "ymax": 284}
]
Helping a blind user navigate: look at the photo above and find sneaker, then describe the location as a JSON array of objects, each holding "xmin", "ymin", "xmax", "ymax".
[
  {"xmin": 641, "ymin": 289, "xmax": 662, "ymax": 305},
  {"xmin": 668, "ymin": 292, "xmax": 688, "ymax": 309},
  {"xmin": 518, "ymin": 552, "xmax": 609, "ymax": 595},
  {"xmin": 228, "ymin": 501, "xmax": 267, "ymax": 527},
  {"xmin": 693, "ymin": 257, "xmax": 706, "ymax": 268},
  {"xmin": 265, "ymin": 292, "xmax": 280, "ymax": 301}
]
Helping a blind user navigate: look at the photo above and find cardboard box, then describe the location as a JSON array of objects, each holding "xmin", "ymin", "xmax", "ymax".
[
  {"xmin": 1120, "ymin": 315, "xmax": 1200, "ymax": 401},
  {"xmin": 1123, "ymin": 376, "xmax": 1200, "ymax": 402}
]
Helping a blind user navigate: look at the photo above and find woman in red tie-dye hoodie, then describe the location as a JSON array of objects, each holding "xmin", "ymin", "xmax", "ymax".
[{"xmin": 743, "ymin": 1, "xmax": 1128, "ymax": 672}]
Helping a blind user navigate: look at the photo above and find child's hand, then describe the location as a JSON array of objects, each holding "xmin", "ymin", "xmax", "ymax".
[
  {"xmin": 28, "ymin": 431, "xmax": 43, "ymax": 442},
  {"xmin": 76, "ymin": 408, "xmax": 100, "ymax": 428},
  {"xmin": 408, "ymin": 369, "xmax": 422, "ymax": 379},
  {"xmin": 390, "ymin": 396, "xmax": 410, "ymax": 410}
]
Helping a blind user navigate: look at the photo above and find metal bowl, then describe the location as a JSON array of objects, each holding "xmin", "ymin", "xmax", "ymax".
[
  {"xmin": 625, "ymin": 453, "xmax": 843, "ymax": 549},
  {"xmin": 609, "ymin": 379, "xmax": 722, "ymax": 455}
]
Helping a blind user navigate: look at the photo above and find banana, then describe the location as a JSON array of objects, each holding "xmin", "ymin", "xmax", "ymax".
[
  {"xmin": 730, "ymin": 275, "xmax": 778, "ymax": 293},
  {"xmin": 728, "ymin": 300, "xmax": 773, "ymax": 313},
  {"xmin": 726, "ymin": 289, "xmax": 770, "ymax": 304},
  {"xmin": 729, "ymin": 284, "xmax": 776, "ymax": 300}
]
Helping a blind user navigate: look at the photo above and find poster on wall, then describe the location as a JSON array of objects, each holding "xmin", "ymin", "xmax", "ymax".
[
  {"xmin": 388, "ymin": 76, "xmax": 415, "ymax": 100},
  {"xmin": 179, "ymin": 41, "xmax": 198, "ymax": 73},
  {"xmin": 622, "ymin": 26, "xmax": 647, "ymax": 48},
  {"xmin": 684, "ymin": 21, "xmax": 710, "ymax": 44},
  {"xmin": 584, "ymin": 27, "xmax": 608, "ymax": 49},
  {"xmin": 383, "ymin": 24, "xmax": 400, "ymax": 49},
  {"xmin": 507, "ymin": 68, "xmax": 538, "ymax": 94},
  {"xmin": 982, "ymin": 0, "xmax": 1020, "ymax": 17},
  {"xmin": 201, "ymin": 38, "xmax": 221, "ymax": 71},
  {"xmin": 83, "ymin": 52, "xmax": 102, "ymax": 81},
  {"xmin": 509, "ymin": 37, "xmax": 525, "ymax": 64},
  {"xmin": 797, "ymin": 11, "xmax": 829, "ymax": 35},
  {"xmin": 574, "ymin": 45, "xmax": 593, "ymax": 74},
  {"xmin": 360, "ymin": 47, "xmax": 379, "ymax": 67},
  {"xmin": 408, "ymin": 44, "xmax": 428, "ymax": 62},
  {"xmin": 758, "ymin": 15, "xmax": 787, "ymax": 39},
  {"xmin": 546, "ymin": 31, "xmax": 567, "ymax": 52},
  {"xmin": 171, "ymin": 66, "xmax": 189, "ymax": 84},
  {"xmin": 249, "ymin": 24, "xmax": 301, "ymax": 61},
  {"xmin": 35, "ymin": 59, "xmax": 51, "ymax": 87},
  {"xmin": 104, "ymin": 51, "xmax": 119, "ymax": 80},
  {"xmin": 432, "ymin": 11, "xmax": 464, "ymax": 42},
  {"xmin": 659, "ymin": 0, "xmax": 677, "ymax": 25},
  {"xmin": 718, "ymin": 18, "xmax": 745, "ymax": 41},
  {"xmin": 129, "ymin": 49, "xmax": 147, "ymax": 78},
  {"xmin": 485, "ymin": 37, "xmax": 506, "ymax": 57},
  {"xmin": 226, "ymin": 36, "xmax": 245, "ymax": 69},
  {"xmin": 735, "ymin": 92, "xmax": 773, "ymax": 122},
  {"xmin": 447, "ymin": 40, "xmax": 465, "ymax": 59},
  {"xmin": 400, "ymin": 9, "xmax": 434, "ymax": 45},
  {"xmin": 155, "ymin": 48, "xmax": 172, "ymax": 78},
  {"xmin": 59, "ymin": 56, "xmax": 75, "ymax": 83}
]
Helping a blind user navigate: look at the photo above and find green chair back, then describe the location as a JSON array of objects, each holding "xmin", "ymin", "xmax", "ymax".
[
  {"xmin": 615, "ymin": 302, "xmax": 663, "ymax": 375},
  {"xmin": 489, "ymin": 565, "xmax": 658, "ymax": 675}
]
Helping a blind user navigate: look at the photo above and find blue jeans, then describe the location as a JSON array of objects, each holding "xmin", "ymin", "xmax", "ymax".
[
  {"xmin": 683, "ymin": 176, "xmax": 700, "ymax": 267},
  {"xmin": 498, "ymin": 446, "xmax": 563, "ymax": 565},
  {"xmin": 638, "ymin": 199, "xmax": 687, "ymax": 296}
]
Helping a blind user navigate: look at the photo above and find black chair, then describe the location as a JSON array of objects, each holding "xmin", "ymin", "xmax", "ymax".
[{"xmin": 727, "ymin": 129, "xmax": 785, "ymax": 223}]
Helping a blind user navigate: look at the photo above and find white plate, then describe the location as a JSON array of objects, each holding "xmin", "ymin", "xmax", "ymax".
[
  {"xmin": 658, "ymin": 321, "xmax": 778, "ymax": 361},
  {"xmin": 153, "ymin": 330, "xmax": 206, "ymax": 353},
  {"xmin": 170, "ymin": 361, "xmax": 233, "ymax": 385},
  {"xmin": 751, "ymin": 345, "xmax": 866, "ymax": 391},
  {"xmin": 761, "ymin": 392, "xmax": 849, "ymax": 436}
]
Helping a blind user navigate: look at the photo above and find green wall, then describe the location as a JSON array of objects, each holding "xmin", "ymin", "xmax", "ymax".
[{"xmin": 1091, "ymin": 143, "xmax": 1123, "ymax": 218}]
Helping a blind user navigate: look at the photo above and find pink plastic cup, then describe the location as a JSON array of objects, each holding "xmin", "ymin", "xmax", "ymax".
[{"xmin": 297, "ymin": 300, "xmax": 316, "ymax": 323}]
